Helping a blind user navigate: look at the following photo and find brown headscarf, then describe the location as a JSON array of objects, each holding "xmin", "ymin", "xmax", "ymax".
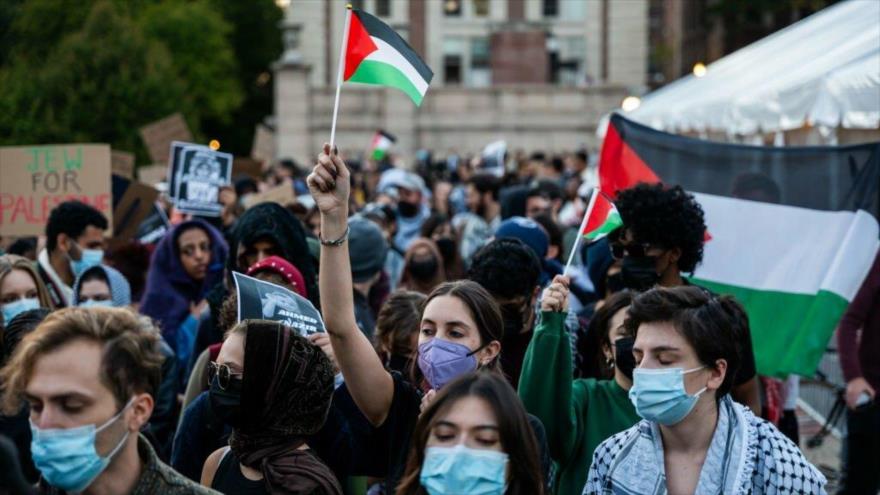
[
  {"xmin": 398, "ymin": 238, "xmax": 447, "ymax": 295},
  {"xmin": 228, "ymin": 320, "xmax": 341, "ymax": 494}
]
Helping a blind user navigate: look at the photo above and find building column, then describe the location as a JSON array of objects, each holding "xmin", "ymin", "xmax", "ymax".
[{"xmin": 273, "ymin": 17, "xmax": 312, "ymax": 166}]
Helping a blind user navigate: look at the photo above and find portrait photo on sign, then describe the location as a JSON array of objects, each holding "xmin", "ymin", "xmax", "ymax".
[
  {"xmin": 167, "ymin": 141, "xmax": 232, "ymax": 216},
  {"xmin": 232, "ymin": 272, "xmax": 324, "ymax": 336}
]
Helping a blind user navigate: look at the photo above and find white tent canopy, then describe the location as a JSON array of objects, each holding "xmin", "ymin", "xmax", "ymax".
[{"xmin": 623, "ymin": 0, "xmax": 880, "ymax": 136}]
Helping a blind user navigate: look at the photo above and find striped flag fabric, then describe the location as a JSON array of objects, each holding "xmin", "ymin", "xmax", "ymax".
[
  {"xmin": 370, "ymin": 130, "xmax": 396, "ymax": 160},
  {"xmin": 344, "ymin": 9, "xmax": 433, "ymax": 105},
  {"xmin": 582, "ymin": 190, "xmax": 623, "ymax": 241},
  {"xmin": 598, "ymin": 114, "xmax": 880, "ymax": 377}
]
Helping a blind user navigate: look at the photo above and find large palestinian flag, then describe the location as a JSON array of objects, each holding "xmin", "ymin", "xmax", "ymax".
[
  {"xmin": 599, "ymin": 114, "xmax": 880, "ymax": 377},
  {"xmin": 344, "ymin": 9, "xmax": 433, "ymax": 105}
]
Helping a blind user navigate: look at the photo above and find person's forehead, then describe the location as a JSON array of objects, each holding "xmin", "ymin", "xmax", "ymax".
[
  {"xmin": 79, "ymin": 225, "xmax": 105, "ymax": 240},
  {"xmin": 1, "ymin": 268, "xmax": 36, "ymax": 291},
  {"xmin": 218, "ymin": 333, "xmax": 245, "ymax": 366},
  {"xmin": 423, "ymin": 296, "xmax": 472, "ymax": 323},
  {"xmin": 438, "ymin": 396, "xmax": 496, "ymax": 428},
  {"xmin": 178, "ymin": 228, "xmax": 209, "ymax": 244},
  {"xmin": 634, "ymin": 321, "xmax": 689, "ymax": 350},
  {"xmin": 26, "ymin": 339, "xmax": 111, "ymax": 400}
]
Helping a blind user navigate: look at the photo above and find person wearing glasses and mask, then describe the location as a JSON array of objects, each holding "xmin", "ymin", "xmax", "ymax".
[
  {"xmin": 200, "ymin": 320, "xmax": 342, "ymax": 494},
  {"xmin": 609, "ymin": 183, "xmax": 761, "ymax": 415},
  {"xmin": 0, "ymin": 307, "xmax": 216, "ymax": 494},
  {"xmin": 584, "ymin": 287, "xmax": 825, "ymax": 495}
]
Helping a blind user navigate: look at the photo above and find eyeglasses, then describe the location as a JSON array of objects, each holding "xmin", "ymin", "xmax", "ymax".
[
  {"xmin": 609, "ymin": 242, "xmax": 658, "ymax": 260},
  {"xmin": 208, "ymin": 362, "xmax": 242, "ymax": 390}
]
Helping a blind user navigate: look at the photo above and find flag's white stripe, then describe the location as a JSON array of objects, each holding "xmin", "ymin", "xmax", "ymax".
[
  {"xmin": 364, "ymin": 37, "xmax": 429, "ymax": 95},
  {"xmin": 373, "ymin": 135, "xmax": 392, "ymax": 150},
  {"xmin": 692, "ymin": 193, "xmax": 879, "ymax": 299}
]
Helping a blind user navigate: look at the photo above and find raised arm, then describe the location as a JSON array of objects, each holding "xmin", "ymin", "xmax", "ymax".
[{"xmin": 308, "ymin": 143, "xmax": 394, "ymax": 426}]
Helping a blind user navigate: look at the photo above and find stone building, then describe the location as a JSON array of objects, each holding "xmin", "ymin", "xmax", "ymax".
[{"xmin": 273, "ymin": 0, "xmax": 649, "ymax": 164}]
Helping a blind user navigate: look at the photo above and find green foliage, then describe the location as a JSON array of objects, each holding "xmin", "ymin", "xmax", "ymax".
[
  {"xmin": 0, "ymin": 0, "xmax": 283, "ymax": 159},
  {"xmin": 0, "ymin": 1, "xmax": 187, "ymax": 162}
]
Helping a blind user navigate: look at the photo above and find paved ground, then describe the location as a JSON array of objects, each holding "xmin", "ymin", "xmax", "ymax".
[{"xmin": 798, "ymin": 404, "xmax": 842, "ymax": 493}]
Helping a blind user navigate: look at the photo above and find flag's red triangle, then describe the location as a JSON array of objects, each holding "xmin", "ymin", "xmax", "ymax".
[
  {"xmin": 598, "ymin": 120, "xmax": 660, "ymax": 198},
  {"xmin": 344, "ymin": 13, "xmax": 378, "ymax": 80}
]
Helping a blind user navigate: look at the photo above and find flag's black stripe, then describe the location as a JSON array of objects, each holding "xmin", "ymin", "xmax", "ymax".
[
  {"xmin": 354, "ymin": 9, "xmax": 433, "ymax": 84},
  {"xmin": 610, "ymin": 113, "xmax": 880, "ymax": 214}
]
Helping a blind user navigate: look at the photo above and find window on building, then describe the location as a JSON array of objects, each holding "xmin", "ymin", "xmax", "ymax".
[
  {"xmin": 549, "ymin": 36, "xmax": 586, "ymax": 85},
  {"xmin": 469, "ymin": 37, "xmax": 490, "ymax": 86},
  {"xmin": 473, "ymin": 0, "xmax": 489, "ymax": 17},
  {"xmin": 376, "ymin": 0, "xmax": 391, "ymax": 17},
  {"xmin": 542, "ymin": 0, "xmax": 558, "ymax": 17},
  {"xmin": 444, "ymin": 0, "xmax": 462, "ymax": 16},
  {"xmin": 444, "ymin": 55, "xmax": 463, "ymax": 84}
]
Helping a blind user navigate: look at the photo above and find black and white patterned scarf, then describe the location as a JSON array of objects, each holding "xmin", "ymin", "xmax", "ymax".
[{"xmin": 583, "ymin": 396, "xmax": 827, "ymax": 494}]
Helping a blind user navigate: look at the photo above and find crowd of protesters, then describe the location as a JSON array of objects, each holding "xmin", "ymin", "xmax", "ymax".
[{"xmin": 3, "ymin": 139, "xmax": 875, "ymax": 494}]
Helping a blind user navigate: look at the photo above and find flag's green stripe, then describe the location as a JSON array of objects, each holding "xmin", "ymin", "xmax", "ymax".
[
  {"xmin": 585, "ymin": 214, "xmax": 623, "ymax": 240},
  {"xmin": 690, "ymin": 279, "xmax": 848, "ymax": 378},
  {"xmin": 372, "ymin": 148, "xmax": 386, "ymax": 160},
  {"xmin": 349, "ymin": 60, "xmax": 423, "ymax": 105}
]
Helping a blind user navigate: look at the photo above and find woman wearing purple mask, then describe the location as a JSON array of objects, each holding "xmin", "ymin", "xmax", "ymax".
[{"xmin": 307, "ymin": 144, "xmax": 551, "ymax": 494}]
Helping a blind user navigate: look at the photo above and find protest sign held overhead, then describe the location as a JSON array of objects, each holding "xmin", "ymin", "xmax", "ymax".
[
  {"xmin": 110, "ymin": 175, "xmax": 159, "ymax": 249},
  {"xmin": 110, "ymin": 150, "xmax": 135, "ymax": 179},
  {"xmin": 139, "ymin": 113, "xmax": 193, "ymax": 164},
  {"xmin": 242, "ymin": 181, "xmax": 296, "ymax": 209},
  {"xmin": 233, "ymin": 272, "xmax": 324, "ymax": 336},
  {"xmin": 167, "ymin": 141, "xmax": 232, "ymax": 217},
  {"xmin": 135, "ymin": 203, "xmax": 170, "ymax": 245},
  {"xmin": 0, "ymin": 144, "xmax": 112, "ymax": 236}
]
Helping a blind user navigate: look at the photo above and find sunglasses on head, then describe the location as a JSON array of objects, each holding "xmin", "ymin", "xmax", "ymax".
[{"xmin": 208, "ymin": 362, "xmax": 243, "ymax": 390}]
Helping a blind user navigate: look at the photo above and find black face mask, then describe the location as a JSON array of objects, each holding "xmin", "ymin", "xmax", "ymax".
[
  {"xmin": 501, "ymin": 303, "xmax": 526, "ymax": 339},
  {"xmin": 435, "ymin": 237, "xmax": 457, "ymax": 266},
  {"xmin": 409, "ymin": 257, "xmax": 439, "ymax": 280},
  {"xmin": 621, "ymin": 256, "xmax": 660, "ymax": 292},
  {"xmin": 606, "ymin": 272, "xmax": 626, "ymax": 295},
  {"xmin": 614, "ymin": 336, "xmax": 636, "ymax": 380},
  {"xmin": 208, "ymin": 376, "xmax": 242, "ymax": 428},
  {"xmin": 397, "ymin": 201, "xmax": 419, "ymax": 218}
]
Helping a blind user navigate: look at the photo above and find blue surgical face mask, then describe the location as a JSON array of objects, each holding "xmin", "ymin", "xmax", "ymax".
[
  {"xmin": 30, "ymin": 398, "xmax": 133, "ymax": 492},
  {"xmin": 628, "ymin": 366, "xmax": 707, "ymax": 425},
  {"xmin": 420, "ymin": 444, "xmax": 508, "ymax": 495},
  {"xmin": 79, "ymin": 299, "xmax": 114, "ymax": 309},
  {"xmin": 70, "ymin": 248, "xmax": 104, "ymax": 278},
  {"xmin": 2, "ymin": 297, "xmax": 40, "ymax": 324}
]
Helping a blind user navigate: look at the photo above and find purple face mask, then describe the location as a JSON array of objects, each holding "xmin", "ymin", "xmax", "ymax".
[{"xmin": 418, "ymin": 338, "xmax": 479, "ymax": 390}]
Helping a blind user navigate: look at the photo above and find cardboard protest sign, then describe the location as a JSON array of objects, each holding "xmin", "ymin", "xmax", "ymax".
[
  {"xmin": 139, "ymin": 113, "xmax": 193, "ymax": 164},
  {"xmin": 242, "ymin": 182, "xmax": 296, "ymax": 209},
  {"xmin": 111, "ymin": 150, "xmax": 135, "ymax": 179},
  {"xmin": 232, "ymin": 157, "xmax": 263, "ymax": 181},
  {"xmin": 251, "ymin": 123, "xmax": 275, "ymax": 168},
  {"xmin": 0, "ymin": 144, "xmax": 113, "ymax": 236},
  {"xmin": 233, "ymin": 272, "xmax": 324, "ymax": 336},
  {"xmin": 137, "ymin": 164, "xmax": 168, "ymax": 186},
  {"xmin": 135, "ymin": 203, "xmax": 170, "ymax": 245},
  {"xmin": 110, "ymin": 175, "xmax": 158, "ymax": 248},
  {"xmin": 168, "ymin": 142, "xmax": 232, "ymax": 217}
]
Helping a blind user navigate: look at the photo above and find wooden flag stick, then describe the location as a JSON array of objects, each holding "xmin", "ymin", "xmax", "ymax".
[{"xmin": 564, "ymin": 187, "xmax": 600, "ymax": 274}]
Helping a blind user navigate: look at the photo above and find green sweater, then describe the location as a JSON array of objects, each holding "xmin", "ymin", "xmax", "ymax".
[{"xmin": 518, "ymin": 311, "xmax": 641, "ymax": 495}]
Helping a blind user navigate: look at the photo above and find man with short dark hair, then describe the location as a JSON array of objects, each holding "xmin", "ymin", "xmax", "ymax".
[
  {"xmin": 37, "ymin": 201, "xmax": 108, "ymax": 307},
  {"xmin": 454, "ymin": 173, "xmax": 501, "ymax": 264},
  {"xmin": 0, "ymin": 307, "xmax": 216, "ymax": 494},
  {"xmin": 468, "ymin": 237, "xmax": 542, "ymax": 388},
  {"xmin": 585, "ymin": 287, "xmax": 825, "ymax": 495}
]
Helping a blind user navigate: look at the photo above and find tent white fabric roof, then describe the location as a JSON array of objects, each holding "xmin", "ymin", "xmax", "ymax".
[{"xmin": 623, "ymin": 0, "xmax": 880, "ymax": 135}]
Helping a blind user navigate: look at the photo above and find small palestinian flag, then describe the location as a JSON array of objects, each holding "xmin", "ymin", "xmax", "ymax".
[
  {"xmin": 344, "ymin": 8, "xmax": 433, "ymax": 105},
  {"xmin": 370, "ymin": 130, "xmax": 396, "ymax": 160},
  {"xmin": 582, "ymin": 189, "xmax": 623, "ymax": 241}
]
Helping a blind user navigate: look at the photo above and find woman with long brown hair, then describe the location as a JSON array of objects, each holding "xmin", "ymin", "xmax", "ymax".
[
  {"xmin": 0, "ymin": 254, "xmax": 54, "ymax": 327},
  {"xmin": 397, "ymin": 372, "xmax": 544, "ymax": 495},
  {"xmin": 307, "ymin": 143, "xmax": 550, "ymax": 493}
]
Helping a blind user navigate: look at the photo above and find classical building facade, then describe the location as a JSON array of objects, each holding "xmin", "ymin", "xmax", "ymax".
[{"xmin": 273, "ymin": 0, "xmax": 648, "ymax": 164}]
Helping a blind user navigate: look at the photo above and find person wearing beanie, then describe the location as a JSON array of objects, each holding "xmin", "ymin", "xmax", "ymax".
[
  {"xmin": 347, "ymin": 216, "xmax": 388, "ymax": 338},
  {"xmin": 494, "ymin": 216, "xmax": 562, "ymax": 286},
  {"xmin": 200, "ymin": 320, "xmax": 342, "ymax": 494}
]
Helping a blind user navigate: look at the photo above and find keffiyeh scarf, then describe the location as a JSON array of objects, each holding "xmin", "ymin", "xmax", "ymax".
[{"xmin": 584, "ymin": 396, "xmax": 826, "ymax": 494}]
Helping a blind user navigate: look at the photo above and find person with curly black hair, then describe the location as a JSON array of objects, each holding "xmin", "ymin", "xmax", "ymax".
[
  {"xmin": 609, "ymin": 183, "xmax": 761, "ymax": 414},
  {"xmin": 467, "ymin": 237, "xmax": 542, "ymax": 389},
  {"xmin": 609, "ymin": 183, "xmax": 706, "ymax": 291}
]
